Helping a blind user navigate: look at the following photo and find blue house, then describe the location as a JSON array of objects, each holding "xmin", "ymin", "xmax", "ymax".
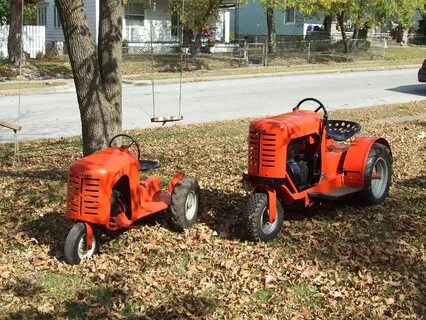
[{"xmin": 231, "ymin": 0, "xmax": 325, "ymax": 40}]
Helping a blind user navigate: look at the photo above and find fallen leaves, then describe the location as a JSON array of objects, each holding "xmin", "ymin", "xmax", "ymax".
[{"xmin": 0, "ymin": 102, "xmax": 425, "ymax": 319}]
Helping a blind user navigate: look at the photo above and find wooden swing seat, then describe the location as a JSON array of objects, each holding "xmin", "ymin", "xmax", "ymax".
[
  {"xmin": 0, "ymin": 120, "xmax": 22, "ymax": 132},
  {"xmin": 151, "ymin": 115, "xmax": 183, "ymax": 124}
]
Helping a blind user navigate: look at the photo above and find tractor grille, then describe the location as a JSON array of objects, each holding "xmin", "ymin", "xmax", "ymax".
[
  {"xmin": 68, "ymin": 173, "xmax": 100, "ymax": 215},
  {"xmin": 249, "ymin": 131, "xmax": 277, "ymax": 169}
]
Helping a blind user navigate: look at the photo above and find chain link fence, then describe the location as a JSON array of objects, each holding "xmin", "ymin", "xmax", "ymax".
[{"xmin": 122, "ymin": 37, "xmax": 389, "ymax": 75}]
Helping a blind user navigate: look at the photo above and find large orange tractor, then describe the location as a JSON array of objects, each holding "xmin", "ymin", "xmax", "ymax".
[
  {"xmin": 242, "ymin": 98, "xmax": 392, "ymax": 241},
  {"xmin": 64, "ymin": 134, "xmax": 199, "ymax": 264}
]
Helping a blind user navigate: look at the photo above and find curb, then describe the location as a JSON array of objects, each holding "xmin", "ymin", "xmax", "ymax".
[{"xmin": 122, "ymin": 64, "xmax": 419, "ymax": 86}]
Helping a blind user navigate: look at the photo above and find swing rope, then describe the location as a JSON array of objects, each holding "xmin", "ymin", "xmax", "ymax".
[
  {"xmin": 149, "ymin": 0, "xmax": 156, "ymax": 120},
  {"xmin": 148, "ymin": 0, "xmax": 184, "ymax": 125},
  {"xmin": 11, "ymin": 0, "xmax": 24, "ymax": 167}
]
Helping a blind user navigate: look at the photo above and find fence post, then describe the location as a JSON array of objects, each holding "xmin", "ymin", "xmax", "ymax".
[
  {"xmin": 382, "ymin": 37, "xmax": 387, "ymax": 59},
  {"xmin": 244, "ymin": 40, "xmax": 248, "ymax": 66},
  {"xmin": 307, "ymin": 40, "xmax": 311, "ymax": 62},
  {"xmin": 263, "ymin": 40, "xmax": 268, "ymax": 66}
]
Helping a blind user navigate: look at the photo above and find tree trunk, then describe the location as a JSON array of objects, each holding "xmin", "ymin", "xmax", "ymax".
[
  {"xmin": 350, "ymin": 26, "xmax": 359, "ymax": 53},
  {"xmin": 55, "ymin": 0, "xmax": 122, "ymax": 156},
  {"xmin": 266, "ymin": 7, "xmax": 276, "ymax": 54},
  {"xmin": 98, "ymin": 0, "xmax": 123, "ymax": 136},
  {"xmin": 336, "ymin": 11, "xmax": 348, "ymax": 54},
  {"xmin": 8, "ymin": 0, "xmax": 24, "ymax": 66}
]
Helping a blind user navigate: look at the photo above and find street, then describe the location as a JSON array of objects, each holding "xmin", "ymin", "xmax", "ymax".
[{"xmin": 0, "ymin": 68, "xmax": 425, "ymax": 142}]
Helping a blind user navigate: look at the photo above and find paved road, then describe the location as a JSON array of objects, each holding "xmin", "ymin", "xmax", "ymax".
[{"xmin": 1, "ymin": 68, "xmax": 425, "ymax": 142}]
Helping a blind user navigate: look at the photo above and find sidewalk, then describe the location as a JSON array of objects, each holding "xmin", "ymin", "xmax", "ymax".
[{"xmin": 0, "ymin": 63, "xmax": 419, "ymax": 96}]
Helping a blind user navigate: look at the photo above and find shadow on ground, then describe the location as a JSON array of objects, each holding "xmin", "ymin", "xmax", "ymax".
[{"xmin": 386, "ymin": 84, "xmax": 426, "ymax": 97}]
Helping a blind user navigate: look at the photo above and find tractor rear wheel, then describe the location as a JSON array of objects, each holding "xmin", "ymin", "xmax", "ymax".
[
  {"xmin": 243, "ymin": 193, "xmax": 284, "ymax": 242},
  {"xmin": 170, "ymin": 178, "xmax": 200, "ymax": 231},
  {"xmin": 360, "ymin": 143, "xmax": 392, "ymax": 205},
  {"xmin": 64, "ymin": 222, "xmax": 99, "ymax": 265}
]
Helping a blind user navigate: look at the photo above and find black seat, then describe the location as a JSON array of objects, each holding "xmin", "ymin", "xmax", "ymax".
[
  {"xmin": 326, "ymin": 120, "xmax": 361, "ymax": 141},
  {"xmin": 139, "ymin": 160, "xmax": 161, "ymax": 172}
]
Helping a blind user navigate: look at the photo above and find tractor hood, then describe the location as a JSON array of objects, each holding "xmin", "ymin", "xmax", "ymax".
[
  {"xmin": 69, "ymin": 147, "xmax": 139, "ymax": 179},
  {"xmin": 250, "ymin": 110, "xmax": 322, "ymax": 140},
  {"xmin": 248, "ymin": 110, "xmax": 323, "ymax": 179}
]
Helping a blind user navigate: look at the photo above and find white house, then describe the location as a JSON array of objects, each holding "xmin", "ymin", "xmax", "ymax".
[{"xmin": 36, "ymin": 0, "xmax": 234, "ymax": 51}]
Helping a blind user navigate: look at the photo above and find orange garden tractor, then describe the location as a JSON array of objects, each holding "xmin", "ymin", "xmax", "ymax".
[
  {"xmin": 243, "ymin": 98, "xmax": 392, "ymax": 241},
  {"xmin": 64, "ymin": 134, "xmax": 200, "ymax": 264}
]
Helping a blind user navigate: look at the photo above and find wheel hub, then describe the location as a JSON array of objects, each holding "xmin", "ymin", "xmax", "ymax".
[{"xmin": 185, "ymin": 191, "xmax": 197, "ymax": 220}]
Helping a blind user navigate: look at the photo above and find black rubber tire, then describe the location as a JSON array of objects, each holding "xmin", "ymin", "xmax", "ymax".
[
  {"xmin": 64, "ymin": 222, "xmax": 99, "ymax": 265},
  {"xmin": 360, "ymin": 143, "xmax": 392, "ymax": 205},
  {"xmin": 242, "ymin": 192, "xmax": 284, "ymax": 242},
  {"xmin": 170, "ymin": 178, "xmax": 200, "ymax": 231}
]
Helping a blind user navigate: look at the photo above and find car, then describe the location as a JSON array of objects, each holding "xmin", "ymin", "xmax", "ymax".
[{"xmin": 418, "ymin": 59, "xmax": 426, "ymax": 82}]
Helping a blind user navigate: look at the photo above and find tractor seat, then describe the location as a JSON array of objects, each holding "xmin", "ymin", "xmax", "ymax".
[
  {"xmin": 326, "ymin": 120, "xmax": 361, "ymax": 142},
  {"xmin": 139, "ymin": 160, "xmax": 161, "ymax": 172}
]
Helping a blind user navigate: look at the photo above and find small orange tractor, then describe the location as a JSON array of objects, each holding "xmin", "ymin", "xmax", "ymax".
[
  {"xmin": 243, "ymin": 98, "xmax": 392, "ymax": 241},
  {"xmin": 64, "ymin": 134, "xmax": 199, "ymax": 264}
]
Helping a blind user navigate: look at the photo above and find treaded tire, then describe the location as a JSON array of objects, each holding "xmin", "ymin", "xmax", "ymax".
[
  {"xmin": 242, "ymin": 193, "xmax": 284, "ymax": 242},
  {"xmin": 360, "ymin": 143, "xmax": 392, "ymax": 205},
  {"xmin": 170, "ymin": 178, "xmax": 200, "ymax": 231},
  {"xmin": 64, "ymin": 222, "xmax": 99, "ymax": 265}
]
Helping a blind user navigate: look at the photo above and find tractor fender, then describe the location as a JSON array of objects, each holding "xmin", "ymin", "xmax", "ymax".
[
  {"xmin": 343, "ymin": 137, "xmax": 391, "ymax": 187},
  {"xmin": 167, "ymin": 172, "xmax": 185, "ymax": 195}
]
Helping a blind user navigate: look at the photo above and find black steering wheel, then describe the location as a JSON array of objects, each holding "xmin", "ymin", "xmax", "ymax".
[
  {"xmin": 109, "ymin": 134, "xmax": 141, "ymax": 160},
  {"xmin": 293, "ymin": 98, "xmax": 328, "ymax": 120}
]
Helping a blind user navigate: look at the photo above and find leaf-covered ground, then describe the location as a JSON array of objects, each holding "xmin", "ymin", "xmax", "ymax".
[{"xmin": 0, "ymin": 102, "xmax": 425, "ymax": 319}]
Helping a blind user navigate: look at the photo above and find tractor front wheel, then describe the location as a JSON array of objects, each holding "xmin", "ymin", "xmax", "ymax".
[
  {"xmin": 243, "ymin": 193, "xmax": 284, "ymax": 242},
  {"xmin": 64, "ymin": 222, "xmax": 99, "ymax": 265},
  {"xmin": 360, "ymin": 143, "xmax": 392, "ymax": 205},
  {"xmin": 170, "ymin": 178, "xmax": 200, "ymax": 231}
]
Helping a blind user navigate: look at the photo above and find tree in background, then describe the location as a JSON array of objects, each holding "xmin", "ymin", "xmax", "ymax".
[
  {"xmin": 0, "ymin": 0, "xmax": 8, "ymax": 25},
  {"xmin": 171, "ymin": 0, "xmax": 246, "ymax": 50},
  {"xmin": 286, "ymin": 0, "xmax": 421, "ymax": 52},
  {"xmin": 259, "ymin": 0, "xmax": 286, "ymax": 53},
  {"xmin": 7, "ymin": 0, "xmax": 38, "ymax": 65},
  {"xmin": 56, "ymin": 0, "xmax": 123, "ymax": 155}
]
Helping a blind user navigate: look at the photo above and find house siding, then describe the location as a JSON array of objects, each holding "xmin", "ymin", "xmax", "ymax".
[
  {"xmin": 41, "ymin": 0, "xmax": 98, "ymax": 43},
  {"xmin": 40, "ymin": 0, "xmax": 176, "ymax": 44},
  {"xmin": 231, "ymin": 0, "xmax": 324, "ymax": 38},
  {"xmin": 124, "ymin": 1, "xmax": 176, "ymax": 43}
]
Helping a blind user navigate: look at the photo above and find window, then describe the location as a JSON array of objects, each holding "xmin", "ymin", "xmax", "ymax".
[
  {"xmin": 37, "ymin": 7, "xmax": 47, "ymax": 26},
  {"xmin": 54, "ymin": 6, "xmax": 61, "ymax": 28},
  {"xmin": 284, "ymin": 7, "xmax": 295, "ymax": 24},
  {"xmin": 125, "ymin": 0, "xmax": 145, "ymax": 27}
]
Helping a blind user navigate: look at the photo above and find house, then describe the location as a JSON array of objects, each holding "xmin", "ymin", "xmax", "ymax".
[
  {"xmin": 231, "ymin": 0, "xmax": 325, "ymax": 41},
  {"xmin": 36, "ymin": 0, "xmax": 235, "ymax": 52}
]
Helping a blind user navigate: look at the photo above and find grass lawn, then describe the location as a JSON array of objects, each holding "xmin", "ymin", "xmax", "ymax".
[
  {"xmin": 0, "ymin": 102, "xmax": 425, "ymax": 319},
  {"xmin": 0, "ymin": 81, "xmax": 67, "ymax": 91},
  {"xmin": 1, "ymin": 44, "xmax": 424, "ymax": 89}
]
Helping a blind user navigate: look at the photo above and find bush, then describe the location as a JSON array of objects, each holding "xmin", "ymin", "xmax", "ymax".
[{"xmin": 409, "ymin": 35, "xmax": 426, "ymax": 45}]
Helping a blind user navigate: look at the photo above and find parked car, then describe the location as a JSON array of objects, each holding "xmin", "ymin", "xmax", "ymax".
[{"xmin": 418, "ymin": 59, "xmax": 426, "ymax": 82}]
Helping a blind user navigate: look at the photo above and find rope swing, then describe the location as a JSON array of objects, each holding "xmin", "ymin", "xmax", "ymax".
[{"xmin": 148, "ymin": 0, "xmax": 185, "ymax": 125}]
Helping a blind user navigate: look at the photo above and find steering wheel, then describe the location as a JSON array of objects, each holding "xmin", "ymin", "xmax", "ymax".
[
  {"xmin": 293, "ymin": 98, "xmax": 328, "ymax": 120},
  {"xmin": 109, "ymin": 134, "xmax": 141, "ymax": 160}
]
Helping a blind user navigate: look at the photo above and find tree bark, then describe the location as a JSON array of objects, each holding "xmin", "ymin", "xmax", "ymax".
[
  {"xmin": 55, "ymin": 0, "xmax": 122, "ymax": 156},
  {"xmin": 98, "ymin": 0, "xmax": 122, "ymax": 136},
  {"xmin": 336, "ymin": 11, "xmax": 348, "ymax": 54},
  {"xmin": 266, "ymin": 7, "xmax": 276, "ymax": 54},
  {"xmin": 8, "ymin": 0, "xmax": 24, "ymax": 66}
]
